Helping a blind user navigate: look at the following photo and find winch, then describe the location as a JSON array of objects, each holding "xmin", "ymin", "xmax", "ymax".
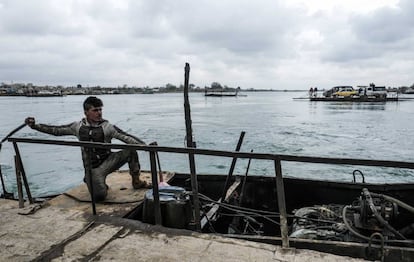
[{"xmin": 290, "ymin": 188, "xmax": 405, "ymax": 242}]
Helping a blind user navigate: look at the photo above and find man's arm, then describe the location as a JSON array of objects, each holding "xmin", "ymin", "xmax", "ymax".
[
  {"xmin": 110, "ymin": 125, "xmax": 146, "ymax": 145},
  {"xmin": 25, "ymin": 117, "xmax": 78, "ymax": 136}
]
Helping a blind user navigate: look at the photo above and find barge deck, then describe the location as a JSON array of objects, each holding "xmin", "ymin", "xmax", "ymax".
[{"xmin": 0, "ymin": 171, "xmax": 364, "ymax": 261}]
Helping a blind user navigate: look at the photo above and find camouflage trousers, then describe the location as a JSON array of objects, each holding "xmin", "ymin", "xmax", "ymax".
[{"xmin": 84, "ymin": 149, "xmax": 140, "ymax": 201}]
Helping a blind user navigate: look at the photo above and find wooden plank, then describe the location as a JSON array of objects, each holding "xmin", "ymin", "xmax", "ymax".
[{"xmin": 201, "ymin": 179, "xmax": 241, "ymax": 229}]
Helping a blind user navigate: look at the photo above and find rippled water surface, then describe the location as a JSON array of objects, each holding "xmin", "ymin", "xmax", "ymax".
[{"xmin": 1, "ymin": 92, "xmax": 414, "ymax": 196}]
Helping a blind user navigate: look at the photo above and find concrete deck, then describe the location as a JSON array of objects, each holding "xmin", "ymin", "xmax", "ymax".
[{"xmin": 0, "ymin": 171, "xmax": 367, "ymax": 261}]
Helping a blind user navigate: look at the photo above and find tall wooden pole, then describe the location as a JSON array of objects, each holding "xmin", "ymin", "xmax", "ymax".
[{"xmin": 184, "ymin": 63, "xmax": 201, "ymax": 231}]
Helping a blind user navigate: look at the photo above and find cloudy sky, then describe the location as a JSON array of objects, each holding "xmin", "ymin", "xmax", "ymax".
[{"xmin": 1, "ymin": 0, "xmax": 413, "ymax": 90}]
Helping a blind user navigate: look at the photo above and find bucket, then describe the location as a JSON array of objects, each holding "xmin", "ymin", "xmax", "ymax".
[{"xmin": 142, "ymin": 186, "xmax": 192, "ymax": 229}]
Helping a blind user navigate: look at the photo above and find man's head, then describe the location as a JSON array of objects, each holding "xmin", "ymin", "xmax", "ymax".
[{"xmin": 83, "ymin": 96, "xmax": 103, "ymax": 124}]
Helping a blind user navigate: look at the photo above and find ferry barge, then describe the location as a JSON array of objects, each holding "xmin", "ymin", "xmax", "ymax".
[
  {"xmin": 310, "ymin": 96, "xmax": 398, "ymax": 102},
  {"xmin": 309, "ymin": 84, "xmax": 399, "ymax": 102}
]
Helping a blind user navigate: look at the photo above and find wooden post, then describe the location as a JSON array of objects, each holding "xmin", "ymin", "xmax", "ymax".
[
  {"xmin": 183, "ymin": 63, "xmax": 201, "ymax": 231},
  {"xmin": 274, "ymin": 159, "xmax": 289, "ymax": 248}
]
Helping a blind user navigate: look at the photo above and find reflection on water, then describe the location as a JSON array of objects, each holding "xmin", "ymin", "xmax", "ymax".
[
  {"xmin": 323, "ymin": 102, "xmax": 387, "ymax": 111},
  {"xmin": 1, "ymin": 92, "xmax": 414, "ymax": 196}
]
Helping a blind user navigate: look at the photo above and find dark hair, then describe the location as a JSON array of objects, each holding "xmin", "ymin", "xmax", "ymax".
[{"xmin": 83, "ymin": 96, "xmax": 103, "ymax": 111}]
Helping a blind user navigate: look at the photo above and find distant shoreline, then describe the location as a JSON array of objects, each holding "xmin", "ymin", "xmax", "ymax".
[{"xmin": 0, "ymin": 89, "xmax": 308, "ymax": 97}]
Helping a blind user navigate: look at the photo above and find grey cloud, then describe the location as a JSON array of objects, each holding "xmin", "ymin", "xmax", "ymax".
[
  {"xmin": 162, "ymin": 1, "xmax": 299, "ymax": 56},
  {"xmin": 0, "ymin": 0, "xmax": 87, "ymax": 36},
  {"xmin": 319, "ymin": 0, "xmax": 414, "ymax": 64},
  {"xmin": 352, "ymin": 0, "xmax": 414, "ymax": 44},
  {"xmin": 1, "ymin": 0, "xmax": 413, "ymax": 89}
]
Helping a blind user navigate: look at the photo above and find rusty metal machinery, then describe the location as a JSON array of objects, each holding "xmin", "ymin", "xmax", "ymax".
[{"xmin": 290, "ymin": 188, "xmax": 413, "ymax": 245}]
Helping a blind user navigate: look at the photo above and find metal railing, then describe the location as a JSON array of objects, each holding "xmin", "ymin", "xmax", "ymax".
[{"xmin": 8, "ymin": 136, "xmax": 414, "ymax": 248}]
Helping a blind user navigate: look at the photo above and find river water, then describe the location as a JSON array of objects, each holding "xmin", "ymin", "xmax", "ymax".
[{"xmin": 1, "ymin": 92, "xmax": 414, "ymax": 197}]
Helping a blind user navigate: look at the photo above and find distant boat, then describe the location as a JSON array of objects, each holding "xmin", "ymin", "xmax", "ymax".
[
  {"xmin": 404, "ymin": 88, "xmax": 414, "ymax": 94},
  {"xmin": 204, "ymin": 88, "xmax": 242, "ymax": 97},
  {"xmin": 26, "ymin": 90, "xmax": 64, "ymax": 97}
]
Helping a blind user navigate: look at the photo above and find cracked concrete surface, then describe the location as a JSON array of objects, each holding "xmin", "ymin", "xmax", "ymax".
[
  {"xmin": 0, "ymin": 171, "xmax": 368, "ymax": 261},
  {"xmin": 0, "ymin": 199, "xmax": 366, "ymax": 261}
]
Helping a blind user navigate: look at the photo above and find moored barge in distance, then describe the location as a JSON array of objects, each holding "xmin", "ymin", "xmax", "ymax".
[
  {"xmin": 25, "ymin": 90, "xmax": 65, "ymax": 97},
  {"xmin": 204, "ymin": 87, "xmax": 242, "ymax": 97}
]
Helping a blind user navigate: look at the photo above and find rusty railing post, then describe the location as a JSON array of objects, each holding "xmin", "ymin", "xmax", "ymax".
[
  {"xmin": 86, "ymin": 147, "xmax": 97, "ymax": 215},
  {"xmin": 14, "ymin": 156, "xmax": 24, "ymax": 208},
  {"xmin": 13, "ymin": 142, "xmax": 33, "ymax": 204},
  {"xmin": 274, "ymin": 159, "xmax": 289, "ymax": 248},
  {"xmin": 149, "ymin": 150, "xmax": 162, "ymax": 225}
]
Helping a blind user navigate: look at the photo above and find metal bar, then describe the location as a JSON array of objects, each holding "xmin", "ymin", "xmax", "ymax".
[
  {"xmin": 9, "ymin": 137, "xmax": 414, "ymax": 170},
  {"xmin": 14, "ymin": 156, "xmax": 24, "ymax": 208},
  {"xmin": 86, "ymin": 148, "xmax": 96, "ymax": 215},
  {"xmin": 150, "ymin": 151, "xmax": 162, "ymax": 225},
  {"xmin": 274, "ymin": 159, "xmax": 289, "ymax": 248},
  {"xmin": 220, "ymin": 131, "xmax": 245, "ymax": 201},
  {"xmin": 183, "ymin": 63, "xmax": 201, "ymax": 231},
  {"xmin": 155, "ymin": 151, "xmax": 163, "ymax": 183},
  {"xmin": 0, "ymin": 142, "xmax": 13, "ymax": 199},
  {"xmin": 239, "ymin": 149, "xmax": 253, "ymax": 205},
  {"xmin": 1, "ymin": 126, "xmax": 24, "ymax": 199},
  {"xmin": 0, "ymin": 162, "xmax": 13, "ymax": 199},
  {"xmin": 188, "ymin": 152, "xmax": 200, "ymax": 230},
  {"xmin": 189, "ymin": 130, "xmax": 245, "ymax": 228},
  {"xmin": 12, "ymin": 142, "xmax": 33, "ymax": 204},
  {"xmin": 1, "ymin": 123, "xmax": 26, "ymax": 143},
  {"xmin": 0, "ymin": 167, "xmax": 9, "ymax": 198}
]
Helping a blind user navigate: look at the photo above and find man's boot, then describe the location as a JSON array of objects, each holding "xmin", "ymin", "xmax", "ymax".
[{"xmin": 131, "ymin": 171, "xmax": 150, "ymax": 189}]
